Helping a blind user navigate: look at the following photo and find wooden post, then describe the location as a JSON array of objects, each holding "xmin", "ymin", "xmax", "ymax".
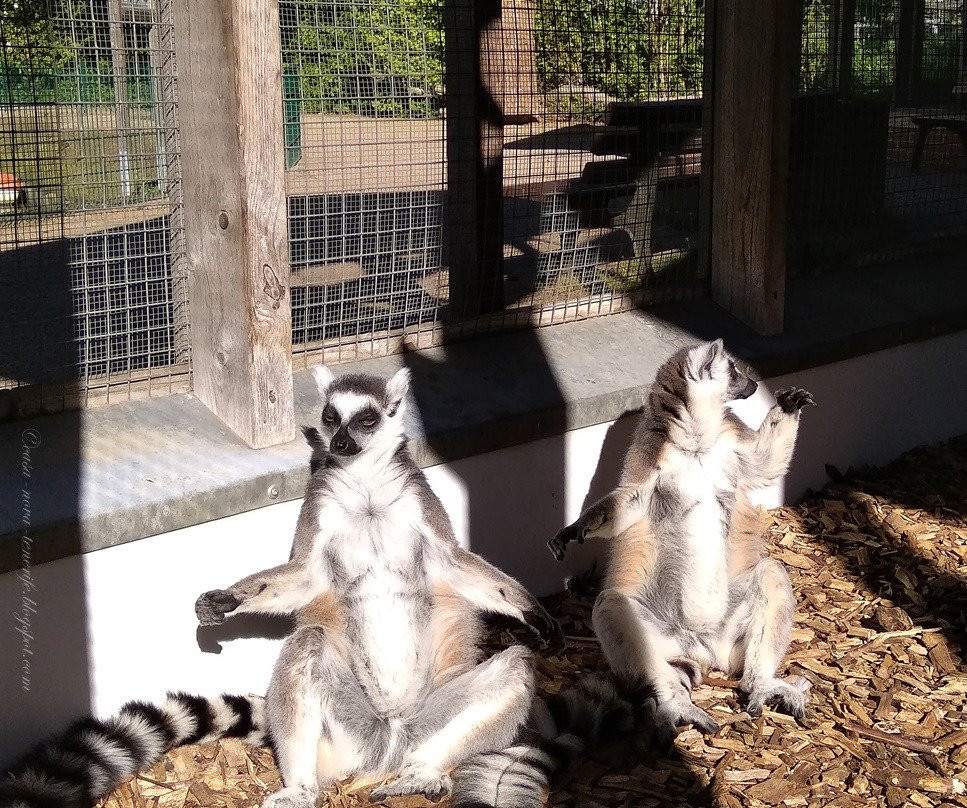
[
  {"xmin": 107, "ymin": 0, "xmax": 132, "ymax": 199},
  {"xmin": 489, "ymin": 0, "xmax": 540, "ymax": 125},
  {"xmin": 827, "ymin": 0, "xmax": 856, "ymax": 92},
  {"xmin": 707, "ymin": 0, "xmax": 799, "ymax": 335},
  {"xmin": 896, "ymin": 0, "xmax": 925, "ymax": 105},
  {"xmin": 172, "ymin": 0, "xmax": 294, "ymax": 448},
  {"xmin": 444, "ymin": 0, "xmax": 504, "ymax": 321}
]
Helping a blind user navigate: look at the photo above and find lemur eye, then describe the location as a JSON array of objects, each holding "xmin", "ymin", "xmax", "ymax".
[{"xmin": 359, "ymin": 416, "xmax": 377, "ymax": 428}]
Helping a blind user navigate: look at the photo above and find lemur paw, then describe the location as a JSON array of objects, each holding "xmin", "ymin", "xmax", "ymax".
[
  {"xmin": 260, "ymin": 786, "xmax": 316, "ymax": 808},
  {"xmin": 745, "ymin": 676, "xmax": 811, "ymax": 719},
  {"xmin": 370, "ymin": 767, "xmax": 452, "ymax": 803},
  {"xmin": 775, "ymin": 387, "xmax": 816, "ymax": 414},
  {"xmin": 523, "ymin": 605, "xmax": 564, "ymax": 650},
  {"xmin": 195, "ymin": 589, "xmax": 240, "ymax": 626},
  {"xmin": 548, "ymin": 523, "xmax": 581, "ymax": 561},
  {"xmin": 644, "ymin": 695, "xmax": 719, "ymax": 751}
]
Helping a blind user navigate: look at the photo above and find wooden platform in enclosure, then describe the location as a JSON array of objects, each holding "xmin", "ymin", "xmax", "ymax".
[
  {"xmin": 0, "ymin": 202, "xmax": 169, "ymax": 250},
  {"xmin": 97, "ymin": 436, "xmax": 967, "ymax": 808}
]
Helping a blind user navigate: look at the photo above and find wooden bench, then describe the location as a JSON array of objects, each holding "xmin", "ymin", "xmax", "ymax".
[{"xmin": 911, "ymin": 115, "xmax": 967, "ymax": 170}]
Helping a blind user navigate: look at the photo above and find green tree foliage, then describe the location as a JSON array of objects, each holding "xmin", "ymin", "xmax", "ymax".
[
  {"xmin": 0, "ymin": 0, "xmax": 74, "ymax": 103},
  {"xmin": 534, "ymin": 0, "xmax": 705, "ymax": 101},
  {"xmin": 281, "ymin": 0, "xmax": 444, "ymax": 118}
]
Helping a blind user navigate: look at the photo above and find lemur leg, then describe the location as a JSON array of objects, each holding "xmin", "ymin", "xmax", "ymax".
[
  {"xmin": 716, "ymin": 559, "xmax": 810, "ymax": 718},
  {"xmin": 369, "ymin": 646, "xmax": 534, "ymax": 802},
  {"xmin": 592, "ymin": 589, "xmax": 718, "ymax": 748},
  {"xmin": 196, "ymin": 561, "xmax": 317, "ymax": 625},
  {"xmin": 743, "ymin": 389, "xmax": 814, "ymax": 488},
  {"xmin": 263, "ymin": 626, "xmax": 390, "ymax": 808}
]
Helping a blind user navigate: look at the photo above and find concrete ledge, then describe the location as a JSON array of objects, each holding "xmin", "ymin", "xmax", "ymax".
[{"xmin": 1, "ymin": 254, "xmax": 965, "ymax": 573}]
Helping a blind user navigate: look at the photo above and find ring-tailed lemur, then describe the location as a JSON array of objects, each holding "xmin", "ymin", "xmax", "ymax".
[
  {"xmin": 1, "ymin": 367, "xmax": 633, "ymax": 808},
  {"xmin": 548, "ymin": 339, "xmax": 815, "ymax": 748}
]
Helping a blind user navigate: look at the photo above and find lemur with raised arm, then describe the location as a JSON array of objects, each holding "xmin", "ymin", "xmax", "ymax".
[
  {"xmin": 548, "ymin": 339, "xmax": 815, "ymax": 748},
  {"xmin": 1, "ymin": 367, "xmax": 632, "ymax": 808}
]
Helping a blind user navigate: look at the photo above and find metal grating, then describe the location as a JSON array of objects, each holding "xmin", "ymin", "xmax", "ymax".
[
  {"xmin": 281, "ymin": 0, "xmax": 709, "ymax": 367},
  {"xmin": 791, "ymin": 0, "xmax": 967, "ymax": 276},
  {"xmin": 0, "ymin": 0, "xmax": 187, "ymax": 417}
]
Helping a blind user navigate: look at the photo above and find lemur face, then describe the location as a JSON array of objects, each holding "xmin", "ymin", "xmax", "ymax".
[
  {"xmin": 307, "ymin": 366, "xmax": 410, "ymax": 461},
  {"xmin": 686, "ymin": 340, "xmax": 758, "ymax": 403}
]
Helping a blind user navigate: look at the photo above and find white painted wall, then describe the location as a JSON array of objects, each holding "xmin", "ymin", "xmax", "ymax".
[{"xmin": 2, "ymin": 330, "xmax": 966, "ymax": 764}]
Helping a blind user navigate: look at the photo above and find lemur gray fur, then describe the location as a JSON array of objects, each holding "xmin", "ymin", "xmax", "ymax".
[
  {"xmin": 548, "ymin": 339, "xmax": 815, "ymax": 748},
  {"xmin": 0, "ymin": 367, "xmax": 632, "ymax": 808}
]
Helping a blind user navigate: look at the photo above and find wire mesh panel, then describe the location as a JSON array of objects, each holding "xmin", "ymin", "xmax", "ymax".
[
  {"xmin": 0, "ymin": 0, "xmax": 187, "ymax": 416},
  {"xmin": 504, "ymin": 0, "xmax": 707, "ymax": 314},
  {"xmin": 282, "ymin": 0, "xmax": 708, "ymax": 366},
  {"xmin": 791, "ymin": 0, "xmax": 966, "ymax": 275},
  {"xmin": 281, "ymin": 0, "xmax": 447, "ymax": 365}
]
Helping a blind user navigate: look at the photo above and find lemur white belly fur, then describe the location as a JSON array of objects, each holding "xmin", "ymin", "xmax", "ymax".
[
  {"xmin": 313, "ymin": 456, "xmax": 432, "ymax": 713},
  {"xmin": 656, "ymin": 439, "xmax": 735, "ymax": 631}
]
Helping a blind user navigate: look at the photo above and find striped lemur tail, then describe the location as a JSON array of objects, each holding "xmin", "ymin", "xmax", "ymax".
[
  {"xmin": 452, "ymin": 677, "xmax": 635, "ymax": 808},
  {"xmin": 0, "ymin": 693, "xmax": 265, "ymax": 808}
]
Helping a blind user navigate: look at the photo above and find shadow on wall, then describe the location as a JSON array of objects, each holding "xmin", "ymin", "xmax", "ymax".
[{"xmin": 0, "ymin": 238, "xmax": 88, "ymax": 767}]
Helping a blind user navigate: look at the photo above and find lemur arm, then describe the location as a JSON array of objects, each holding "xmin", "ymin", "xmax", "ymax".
[
  {"xmin": 195, "ymin": 561, "xmax": 325, "ymax": 626},
  {"xmin": 428, "ymin": 543, "xmax": 562, "ymax": 645},
  {"xmin": 196, "ymin": 501, "xmax": 329, "ymax": 626},
  {"xmin": 547, "ymin": 484, "xmax": 650, "ymax": 561},
  {"xmin": 736, "ymin": 388, "xmax": 815, "ymax": 489}
]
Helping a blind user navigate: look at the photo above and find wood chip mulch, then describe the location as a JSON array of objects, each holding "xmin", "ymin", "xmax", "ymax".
[{"xmin": 99, "ymin": 436, "xmax": 967, "ymax": 808}]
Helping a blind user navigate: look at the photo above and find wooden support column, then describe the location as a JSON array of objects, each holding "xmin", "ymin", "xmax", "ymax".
[
  {"xmin": 444, "ymin": 0, "xmax": 505, "ymax": 322},
  {"xmin": 828, "ymin": 0, "xmax": 856, "ymax": 93},
  {"xmin": 172, "ymin": 0, "xmax": 294, "ymax": 448},
  {"xmin": 896, "ymin": 0, "xmax": 925, "ymax": 105},
  {"xmin": 707, "ymin": 0, "xmax": 799, "ymax": 335}
]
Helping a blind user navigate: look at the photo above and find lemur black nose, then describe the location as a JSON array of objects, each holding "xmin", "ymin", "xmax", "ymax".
[{"xmin": 330, "ymin": 430, "xmax": 359, "ymax": 456}]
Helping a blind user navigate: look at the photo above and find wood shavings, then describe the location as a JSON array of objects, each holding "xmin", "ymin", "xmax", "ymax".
[{"xmin": 97, "ymin": 435, "xmax": 967, "ymax": 808}]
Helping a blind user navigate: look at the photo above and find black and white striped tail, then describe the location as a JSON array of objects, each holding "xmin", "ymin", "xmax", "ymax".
[
  {"xmin": 452, "ymin": 677, "xmax": 635, "ymax": 808},
  {"xmin": 0, "ymin": 693, "xmax": 266, "ymax": 808}
]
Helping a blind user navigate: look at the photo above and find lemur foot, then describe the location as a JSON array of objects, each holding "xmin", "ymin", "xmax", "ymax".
[
  {"xmin": 774, "ymin": 387, "xmax": 816, "ymax": 414},
  {"xmin": 644, "ymin": 694, "xmax": 720, "ymax": 750},
  {"xmin": 745, "ymin": 675, "xmax": 811, "ymax": 719},
  {"xmin": 195, "ymin": 589, "xmax": 240, "ymax": 626},
  {"xmin": 523, "ymin": 605, "xmax": 565, "ymax": 650},
  {"xmin": 369, "ymin": 766, "xmax": 452, "ymax": 803},
  {"xmin": 260, "ymin": 786, "xmax": 316, "ymax": 808}
]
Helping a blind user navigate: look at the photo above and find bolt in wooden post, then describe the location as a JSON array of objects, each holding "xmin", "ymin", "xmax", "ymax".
[{"xmin": 172, "ymin": 0, "xmax": 294, "ymax": 448}]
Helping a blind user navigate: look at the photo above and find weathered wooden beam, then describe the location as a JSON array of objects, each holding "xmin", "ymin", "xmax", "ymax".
[
  {"xmin": 488, "ymin": 0, "xmax": 540, "ymax": 125},
  {"xmin": 829, "ymin": 0, "xmax": 856, "ymax": 93},
  {"xmin": 708, "ymin": 0, "xmax": 799, "ymax": 335},
  {"xmin": 443, "ymin": 0, "xmax": 505, "ymax": 321},
  {"xmin": 172, "ymin": 0, "xmax": 294, "ymax": 448},
  {"xmin": 896, "ymin": 0, "xmax": 925, "ymax": 105}
]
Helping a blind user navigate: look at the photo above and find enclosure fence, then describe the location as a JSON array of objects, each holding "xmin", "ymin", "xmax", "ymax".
[
  {"xmin": 1, "ymin": 0, "xmax": 965, "ymax": 442},
  {"xmin": 0, "ymin": 0, "xmax": 187, "ymax": 417}
]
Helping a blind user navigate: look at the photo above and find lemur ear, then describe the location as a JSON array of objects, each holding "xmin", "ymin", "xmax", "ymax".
[
  {"xmin": 385, "ymin": 367, "xmax": 411, "ymax": 416},
  {"xmin": 312, "ymin": 365, "xmax": 335, "ymax": 395},
  {"xmin": 695, "ymin": 338, "xmax": 724, "ymax": 378}
]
